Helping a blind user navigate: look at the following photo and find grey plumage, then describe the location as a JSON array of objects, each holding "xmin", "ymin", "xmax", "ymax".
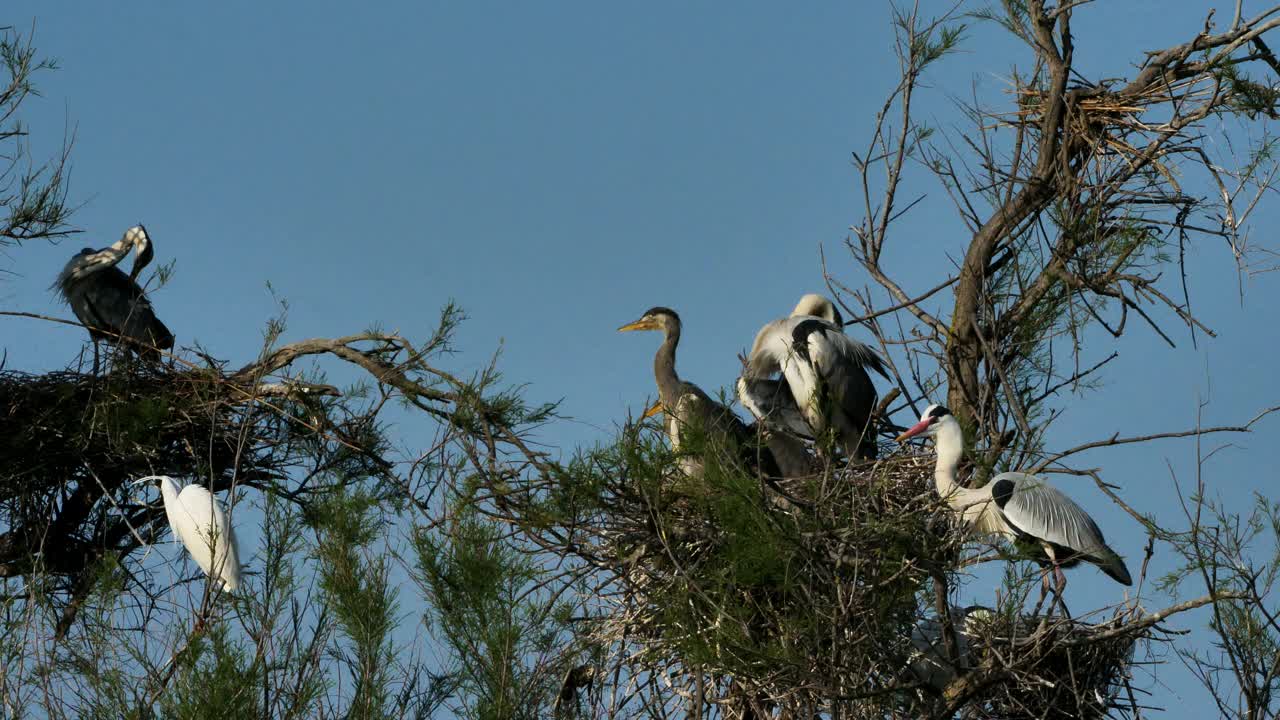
[
  {"xmin": 897, "ymin": 404, "xmax": 1132, "ymax": 589},
  {"xmin": 54, "ymin": 225, "xmax": 174, "ymax": 363},
  {"xmin": 989, "ymin": 472, "xmax": 1132, "ymax": 585},
  {"xmin": 907, "ymin": 605, "xmax": 993, "ymax": 691},
  {"xmin": 736, "ymin": 376, "xmax": 812, "ymax": 438},
  {"xmin": 620, "ymin": 307, "xmax": 781, "ymax": 479}
]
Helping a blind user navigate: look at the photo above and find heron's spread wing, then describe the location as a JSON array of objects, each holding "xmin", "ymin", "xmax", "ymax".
[
  {"xmin": 173, "ymin": 484, "xmax": 241, "ymax": 591},
  {"xmin": 736, "ymin": 376, "xmax": 811, "ymax": 437},
  {"xmin": 994, "ymin": 472, "xmax": 1111, "ymax": 556}
]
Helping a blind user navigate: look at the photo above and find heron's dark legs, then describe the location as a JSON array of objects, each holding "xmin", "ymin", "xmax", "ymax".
[{"xmin": 91, "ymin": 340, "xmax": 100, "ymax": 375}]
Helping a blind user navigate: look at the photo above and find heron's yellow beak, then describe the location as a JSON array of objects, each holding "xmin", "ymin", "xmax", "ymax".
[
  {"xmin": 618, "ymin": 318, "xmax": 661, "ymax": 332},
  {"xmin": 642, "ymin": 401, "xmax": 664, "ymax": 419}
]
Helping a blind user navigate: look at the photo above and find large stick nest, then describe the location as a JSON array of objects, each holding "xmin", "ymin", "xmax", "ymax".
[
  {"xmin": 512, "ymin": 422, "xmax": 1152, "ymax": 718},
  {"xmin": 0, "ymin": 363, "xmax": 310, "ymax": 585},
  {"xmin": 939, "ymin": 609, "xmax": 1145, "ymax": 720}
]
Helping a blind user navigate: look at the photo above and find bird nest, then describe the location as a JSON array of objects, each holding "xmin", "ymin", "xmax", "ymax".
[
  {"xmin": 508, "ymin": 420, "xmax": 1154, "ymax": 717},
  {"xmin": 0, "ymin": 362, "xmax": 303, "ymax": 584},
  {"xmin": 535, "ymin": 423, "xmax": 965, "ymax": 710},
  {"xmin": 956, "ymin": 609, "xmax": 1145, "ymax": 720}
]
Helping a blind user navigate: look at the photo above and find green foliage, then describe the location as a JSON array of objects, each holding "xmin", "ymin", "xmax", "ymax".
[
  {"xmin": 161, "ymin": 624, "xmax": 261, "ymax": 720},
  {"xmin": 0, "ymin": 26, "xmax": 74, "ymax": 250},
  {"xmin": 1212, "ymin": 58, "xmax": 1280, "ymax": 120},
  {"xmin": 310, "ymin": 490, "xmax": 399, "ymax": 720},
  {"xmin": 413, "ymin": 493, "xmax": 564, "ymax": 720}
]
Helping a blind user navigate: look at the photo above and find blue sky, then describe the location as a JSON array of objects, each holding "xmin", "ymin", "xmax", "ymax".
[{"xmin": 3, "ymin": 2, "xmax": 1277, "ymax": 716}]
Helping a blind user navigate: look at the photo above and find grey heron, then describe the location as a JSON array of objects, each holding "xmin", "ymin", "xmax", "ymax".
[
  {"xmin": 896, "ymin": 405, "xmax": 1131, "ymax": 596},
  {"xmin": 133, "ymin": 475, "xmax": 241, "ymax": 592},
  {"xmin": 738, "ymin": 294, "xmax": 889, "ymax": 459},
  {"xmin": 54, "ymin": 225, "xmax": 174, "ymax": 371},
  {"xmin": 619, "ymin": 307, "xmax": 780, "ymax": 479},
  {"xmin": 906, "ymin": 605, "xmax": 994, "ymax": 691}
]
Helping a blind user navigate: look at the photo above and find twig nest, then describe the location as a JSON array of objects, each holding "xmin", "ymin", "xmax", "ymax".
[
  {"xmin": 588, "ymin": 432, "xmax": 964, "ymax": 706},
  {"xmin": 960, "ymin": 609, "xmax": 1144, "ymax": 720},
  {"xmin": 0, "ymin": 365, "xmax": 299, "ymax": 582}
]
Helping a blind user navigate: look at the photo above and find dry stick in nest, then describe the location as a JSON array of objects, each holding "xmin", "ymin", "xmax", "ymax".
[{"xmin": 2, "ymin": 317, "xmax": 472, "ymax": 638}]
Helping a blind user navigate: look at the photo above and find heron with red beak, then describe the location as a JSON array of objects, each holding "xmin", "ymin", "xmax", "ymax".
[{"xmin": 898, "ymin": 404, "xmax": 1131, "ymax": 605}]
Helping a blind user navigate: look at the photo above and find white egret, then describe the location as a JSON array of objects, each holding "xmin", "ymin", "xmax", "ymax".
[{"xmin": 134, "ymin": 475, "xmax": 241, "ymax": 592}]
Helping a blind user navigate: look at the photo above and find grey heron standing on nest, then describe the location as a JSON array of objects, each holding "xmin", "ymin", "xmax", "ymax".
[
  {"xmin": 54, "ymin": 224, "xmax": 174, "ymax": 372},
  {"xmin": 738, "ymin": 294, "xmax": 889, "ymax": 460},
  {"xmin": 897, "ymin": 404, "xmax": 1131, "ymax": 609},
  {"xmin": 619, "ymin": 307, "xmax": 780, "ymax": 479}
]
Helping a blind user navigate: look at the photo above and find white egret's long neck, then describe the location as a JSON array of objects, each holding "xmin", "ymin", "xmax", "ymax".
[
  {"xmin": 157, "ymin": 476, "xmax": 181, "ymax": 507},
  {"xmin": 932, "ymin": 419, "xmax": 965, "ymax": 498},
  {"xmin": 654, "ymin": 323, "xmax": 682, "ymax": 407}
]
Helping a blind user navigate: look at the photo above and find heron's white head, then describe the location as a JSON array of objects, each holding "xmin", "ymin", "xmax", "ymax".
[
  {"xmin": 618, "ymin": 306, "xmax": 681, "ymax": 335},
  {"xmin": 791, "ymin": 293, "xmax": 842, "ymax": 325},
  {"xmin": 895, "ymin": 404, "xmax": 954, "ymax": 441}
]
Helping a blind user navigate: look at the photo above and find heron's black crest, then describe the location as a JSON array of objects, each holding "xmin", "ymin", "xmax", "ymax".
[
  {"xmin": 642, "ymin": 306, "xmax": 679, "ymax": 321},
  {"xmin": 78, "ymin": 247, "xmax": 95, "ymax": 255},
  {"xmin": 928, "ymin": 405, "xmax": 952, "ymax": 419},
  {"xmin": 990, "ymin": 478, "xmax": 1016, "ymax": 508}
]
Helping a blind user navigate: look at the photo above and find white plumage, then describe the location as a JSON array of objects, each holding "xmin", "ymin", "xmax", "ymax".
[
  {"xmin": 137, "ymin": 475, "xmax": 241, "ymax": 592},
  {"xmin": 739, "ymin": 294, "xmax": 888, "ymax": 459}
]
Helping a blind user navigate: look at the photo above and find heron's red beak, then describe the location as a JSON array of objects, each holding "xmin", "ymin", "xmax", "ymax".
[{"xmin": 895, "ymin": 418, "xmax": 932, "ymax": 442}]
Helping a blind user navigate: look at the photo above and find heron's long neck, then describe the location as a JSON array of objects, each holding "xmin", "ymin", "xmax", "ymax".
[
  {"xmin": 99, "ymin": 235, "xmax": 134, "ymax": 267},
  {"xmin": 654, "ymin": 324, "xmax": 682, "ymax": 407},
  {"xmin": 932, "ymin": 420, "xmax": 965, "ymax": 499}
]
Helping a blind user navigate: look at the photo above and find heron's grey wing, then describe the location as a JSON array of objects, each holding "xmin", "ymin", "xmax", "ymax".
[
  {"xmin": 994, "ymin": 472, "xmax": 1131, "ymax": 584},
  {"xmin": 908, "ymin": 614, "xmax": 975, "ymax": 689},
  {"xmin": 807, "ymin": 330, "xmax": 882, "ymax": 457},
  {"xmin": 676, "ymin": 385, "xmax": 782, "ymax": 478},
  {"xmin": 85, "ymin": 268, "xmax": 174, "ymax": 352},
  {"xmin": 736, "ymin": 376, "xmax": 812, "ymax": 437},
  {"xmin": 825, "ymin": 331, "xmax": 889, "ymax": 379}
]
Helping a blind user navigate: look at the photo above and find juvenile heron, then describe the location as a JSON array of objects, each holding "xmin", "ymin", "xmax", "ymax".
[
  {"xmin": 897, "ymin": 405, "xmax": 1131, "ymax": 599},
  {"xmin": 54, "ymin": 225, "xmax": 174, "ymax": 371},
  {"xmin": 619, "ymin": 307, "xmax": 779, "ymax": 478},
  {"xmin": 907, "ymin": 605, "xmax": 994, "ymax": 691},
  {"xmin": 739, "ymin": 294, "xmax": 889, "ymax": 459}
]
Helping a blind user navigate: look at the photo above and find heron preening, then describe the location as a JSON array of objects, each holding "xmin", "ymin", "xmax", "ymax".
[
  {"xmin": 897, "ymin": 405, "xmax": 1131, "ymax": 602},
  {"xmin": 619, "ymin": 307, "xmax": 779, "ymax": 479},
  {"xmin": 54, "ymin": 224, "xmax": 174, "ymax": 372},
  {"xmin": 133, "ymin": 475, "xmax": 241, "ymax": 593},
  {"xmin": 739, "ymin": 294, "xmax": 889, "ymax": 459}
]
